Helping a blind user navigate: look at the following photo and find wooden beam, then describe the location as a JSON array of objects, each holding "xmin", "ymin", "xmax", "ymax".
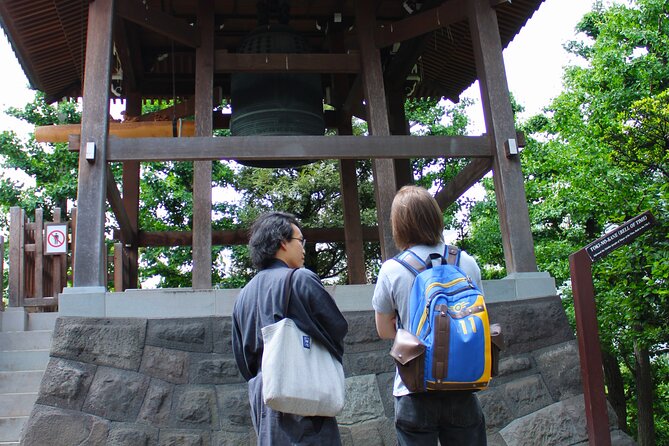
[
  {"xmin": 434, "ymin": 158, "xmax": 493, "ymax": 210},
  {"xmin": 215, "ymin": 52, "xmax": 360, "ymax": 73},
  {"xmin": 9, "ymin": 207, "xmax": 25, "ymax": 307},
  {"xmin": 114, "ymin": 227, "xmax": 381, "ymax": 247},
  {"xmin": 36, "ymin": 121, "xmax": 195, "ymax": 143},
  {"xmin": 137, "ymin": 97, "xmax": 195, "ymax": 121},
  {"xmin": 70, "ymin": 134, "xmax": 491, "ymax": 161},
  {"xmin": 73, "ymin": 0, "xmax": 115, "ymax": 288},
  {"xmin": 357, "ymin": 0, "xmax": 398, "ymax": 260},
  {"xmin": 114, "ymin": 18, "xmax": 137, "ymax": 92},
  {"xmin": 115, "ymin": 0, "xmax": 200, "ymax": 48},
  {"xmin": 106, "ymin": 165, "xmax": 135, "ymax": 245},
  {"xmin": 192, "ymin": 0, "xmax": 214, "ymax": 290},
  {"xmin": 469, "ymin": 0, "xmax": 537, "ymax": 273},
  {"xmin": 375, "ymin": 0, "xmax": 468, "ymax": 48}
]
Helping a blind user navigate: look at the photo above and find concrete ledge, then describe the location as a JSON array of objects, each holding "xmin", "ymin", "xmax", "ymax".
[
  {"xmin": 1, "ymin": 307, "xmax": 29, "ymax": 332},
  {"xmin": 56, "ymin": 273, "xmax": 558, "ymax": 318}
]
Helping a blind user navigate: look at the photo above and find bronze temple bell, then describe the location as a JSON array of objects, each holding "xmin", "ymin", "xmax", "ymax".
[{"xmin": 230, "ymin": 21, "xmax": 325, "ymax": 168}]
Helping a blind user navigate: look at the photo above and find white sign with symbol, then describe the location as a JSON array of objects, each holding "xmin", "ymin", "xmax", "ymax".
[{"xmin": 45, "ymin": 223, "xmax": 68, "ymax": 255}]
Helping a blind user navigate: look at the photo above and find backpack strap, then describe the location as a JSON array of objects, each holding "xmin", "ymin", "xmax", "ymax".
[
  {"xmin": 393, "ymin": 249, "xmax": 427, "ymax": 276},
  {"xmin": 280, "ymin": 268, "xmax": 298, "ymax": 319},
  {"xmin": 444, "ymin": 245, "xmax": 461, "ymax": 267}
]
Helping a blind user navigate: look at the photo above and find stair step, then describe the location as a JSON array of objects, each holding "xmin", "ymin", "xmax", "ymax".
[
  {"xmin": 0, "ymin": 416, "xmax": 27, "ymax": 444},
  {"xmin": 0, "ymin": 331, "xmax": 53, "ymax": 352},
  {"xmin": 0, "ymin": 351, "xmax": 50, "ymax": 372},
  {"xmin": 0, "ymin": 371, "xmax": 44, "ymax": 395},
  {"xmin": 27, "ymin": 312, "xmax": 58, "ymax": 331},
  {"xmin": 0, "ymin": 394, "xmax": 37, "ymax": 418}
]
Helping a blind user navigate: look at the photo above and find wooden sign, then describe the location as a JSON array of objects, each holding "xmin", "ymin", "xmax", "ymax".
[
  {"xmin": 45, "ymin": 223, "xmax": 68, "ymax": 255},
  {"xmin": 585, "ymin": 211, "xmax": 656, "ymax": 262}
]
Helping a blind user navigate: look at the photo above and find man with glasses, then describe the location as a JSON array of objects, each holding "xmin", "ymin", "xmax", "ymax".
[{"xmin": 232, "ymin": 211, "xmax": 349, "ymax": 445}]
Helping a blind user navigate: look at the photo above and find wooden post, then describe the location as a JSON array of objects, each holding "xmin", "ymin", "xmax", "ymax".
[
  {"xmin": 122, "ymin": 92, "xmax": 141, "ymax": 289},
  {"xmin": 468, "ymin": 0, "xmax": 537, "ymax": 273},
  {"xmin": 569, "ymin": 250, "xmax": 611, "ymax": 446},
  {"xmin": 387, "ymin": 92, "xmax": 413, "ymax": 188},
  {"xmin": 52, "ymin": 207, "xmax": 63, "ymax": 297},
  {"xmin": 192, "ymin": 0, "xmax": 214, "ymax": 289},
  {"xmin": 9, "ymin": 207, "xmax": 25, "ymax": 307},
  {"xmin": 355, "ymin": 0, "xmax": 398, "ymax": 260},
  {"xmin": 72, "ymin": 0, "xmax": 115, "ymax": 288},
  {"xmin": 113, "ymin": 242, "xmax": 125, "ymax": 292},
  {"xmin": 34, "ymin": 209, "xmax": 44, "ymax": 299}
]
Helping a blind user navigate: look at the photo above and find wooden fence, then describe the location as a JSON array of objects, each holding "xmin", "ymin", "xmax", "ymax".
[
  {"xmin": 4, "ymin": 207, "xmax": 131, "ymax": 311},
  {"xmin": 7, "ymin": 207, "xmax": 73, "ymax": 309}
]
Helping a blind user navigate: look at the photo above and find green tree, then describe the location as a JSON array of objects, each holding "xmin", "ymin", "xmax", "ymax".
[{"xmin": 467, "ymin": 1, "xmax": 669, "ymax": 443}]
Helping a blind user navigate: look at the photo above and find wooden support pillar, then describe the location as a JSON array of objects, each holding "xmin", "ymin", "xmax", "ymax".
[
  {"xmin": 193, "ymin": 0, "xmax": 214, "ymax": 289},
  {"xmin": 9, "ymin": 207, "xmax": 25, "ymax": 306},
  {"xmin": 355, "ymin": 0, "xmax": 398, "ymax": 260},
  {"xmin": 468, "ymin": 0, "xmax": 537, "ymax": 273},
  {"xmin": 73, "ymin": 0, "xmax": 115, "ymax": 288},
  {"xmin": 387, "ymin": 92, "xmax": 413, "ymax": 188},
  {"xmin": 122, "ymin": 92, "xmax": 141, "ymax": 290}
]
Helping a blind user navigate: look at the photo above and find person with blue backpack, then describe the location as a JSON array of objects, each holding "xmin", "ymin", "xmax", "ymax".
[{"xmin": 372, "ymin": 185, "xmax": 488, "ymax": 445}]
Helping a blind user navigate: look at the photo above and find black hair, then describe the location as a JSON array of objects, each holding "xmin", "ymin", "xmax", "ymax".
[{"xmin": 248, "ymin": 211, "xmax": 301, "ymax": 270}]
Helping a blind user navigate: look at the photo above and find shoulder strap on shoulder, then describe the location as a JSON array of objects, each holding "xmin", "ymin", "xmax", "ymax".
[
  {"xmin": 393, "ymin": 249, "xmax": 427, "ymax": 276},
  {"xmin": 281, "ymin": 268, "xmax": 298, "ymax": 318},
  {"xmin": 444, "ymin": 245, "xmax": 461, "ymax": 266}
]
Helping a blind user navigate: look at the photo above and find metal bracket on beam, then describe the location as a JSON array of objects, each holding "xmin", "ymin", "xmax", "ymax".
[
  {"xmin": 505, "ymin": 138, "xmax": 518, "ymax": 157},
  {"xmin": 85, "ymin": 142, "xmax": 96, "ymax": 162}
]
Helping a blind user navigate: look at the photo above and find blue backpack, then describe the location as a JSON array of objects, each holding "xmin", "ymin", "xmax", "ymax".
[{"xmin": 391, "ymin": 245, "xmax": 493, "ymax": 392}]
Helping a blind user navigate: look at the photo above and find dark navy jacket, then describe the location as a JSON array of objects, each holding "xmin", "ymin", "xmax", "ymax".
[{"xmin": 231, "ymin": 260, "xmax": 348, "ymax": 382}]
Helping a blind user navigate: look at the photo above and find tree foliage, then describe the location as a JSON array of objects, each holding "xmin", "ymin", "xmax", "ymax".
[{"xmin": 467, "ymin": 1, "xmax": 669, "ymax": 442}]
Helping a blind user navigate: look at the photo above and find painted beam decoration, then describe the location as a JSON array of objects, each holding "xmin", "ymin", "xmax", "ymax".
[{"xmin": 585, "ymin": 211, "xmax": 656, "ymax": 262}]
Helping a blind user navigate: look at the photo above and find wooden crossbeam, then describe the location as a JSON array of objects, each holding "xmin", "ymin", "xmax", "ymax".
[
  {"xmin": 214, "ymin": 52, "xmax": 361, "ymax": 73},
  {"xmin": 114, "ymin": 227, "xmax": 381, "ymax": 247},
  {"xmin": 68, "ymin": 134, "xmax": 492, "ymax": 161},
  {"xmin": 434, "ymin": 158, "xmax": 493, "ymax": 210},
  {"xmin": 375, "ymin": 0, "xmax": 468, "ymax": 48},
  {"xmin": 115, "ymin": 0, "xmax": 200, "ymax": 48},
  {"xmin": 106, "ymin": 165, "xmax": 136, "ymax": 246}
]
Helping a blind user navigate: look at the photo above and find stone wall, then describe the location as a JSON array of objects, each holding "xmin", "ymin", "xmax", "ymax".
[{"xmin": 21, "ymin": 296, "xmax": 635, "ymax": 445}]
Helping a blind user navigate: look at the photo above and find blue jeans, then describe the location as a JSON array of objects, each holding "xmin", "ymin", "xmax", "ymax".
[{"xmin": 394, "ymin": 391, "xmax": 487, "ymax": 446}]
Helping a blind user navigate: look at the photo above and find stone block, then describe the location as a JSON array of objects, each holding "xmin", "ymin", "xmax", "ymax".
[
  {"xmin": 190, "ymin": 353, "xmax": 243, "ymax": 384},
  {"xmin": 216, "ymin": 383, "xmax": 252, "ymax": 431},
  {"xmin": 500, "ymin": 395, "xmax": 589, "ymax": 446},
  {"xmin": 478, "ymin": 388, "xmax": 514, "ymax": 432},
  {"xmin": 51, "ymin": 317, "xmax": 146, "ymax": 370},
  {"xmin": 343, "ymin": 350, "xmax": 394, "ymax": 377},
  {"xmin": 375, "ymin": 372, "xmax": 396, "ymax": 419},
  {"xmin": 108, "ymin": 422, "xmax": 159, "ymax": 446},
  {"xmin": 343, "ymin": 312, "xmax": 391, "ymax": 353},
  {"xmin": 82, "ymin": 366, "xmax": 150, "ymax": 422},
  {"xmin": 36, "ymin": 357, "xmax": 96, "ymax": 410},
  {"xmin": 486, "ymin": 432, "xmax": 508, "ymax": 446},
  {"xmin": 487, "ymin": 297, "xmax": 574, "ymax": 355},
  {"xmin": 349, "ymin": 420, "xmax": 384, "ymax": 446},
  {"xmin": 141, "ymin": 345, "xmax": 190, "ymax": 384},
  {"xmin": 338, "ymin": 375, "xmax": 385, "ymax": 426},
  {"xmin": 158, "ymin": 429, "xmax": 211, "ymax": 446},
  {"xmin": 498, "ymin": 355, "xmax": 533, "ymax": 377},
  {"xmin": 503, "ymin": 374, "xmax": 554, "ymax": 418},
  {"xmin": 171, "ymin": 385, "xmax": 219, "ymax": 429},
  {"xmin": 533, "ymin": 340, "xmax": 582, "ymax": 401},
  {"xmin": 20, "ymin": 404, "xmax": 109, "ymax": 446},
  {"xmin": 610, "ymin": 429, "xmax": 637, "ymax": 445},
  {"xmin": 147, "ymin": 318, "xmax": 213, "ymax": 353},
  {"xmin": 212, "ymin": 317, "xmax": 234, "ymax": 354},
  {"xmin": 213, "ymin": 429, "xmax": 254, "ymax": 446},
  {"xmin": 138, "ymin": 378, "xmax": 175, "ymax": 427}
]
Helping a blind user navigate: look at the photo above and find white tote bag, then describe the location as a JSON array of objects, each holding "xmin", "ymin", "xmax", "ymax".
[{"xmin": 260, "ymin": 269, "xmax": 345, "ymax": 417}]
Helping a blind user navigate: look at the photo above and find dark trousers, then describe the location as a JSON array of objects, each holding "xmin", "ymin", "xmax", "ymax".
[
  {"xmin": 394, "ymin": 391, "xmax": 487, "ymax": 446},
  {"xmin": 249, "ymin": 373, "xmax": 342, "ymax": 445}
]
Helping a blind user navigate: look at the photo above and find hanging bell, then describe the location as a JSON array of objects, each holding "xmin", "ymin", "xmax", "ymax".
[{"xmin": 230, "ymin": 24, "xmax": 325, "ymax": 168}]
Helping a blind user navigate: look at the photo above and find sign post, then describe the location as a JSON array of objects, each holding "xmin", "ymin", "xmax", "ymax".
[{"xmin": 569, "ymin": 211, "xmax": 656, "ymax": 446}]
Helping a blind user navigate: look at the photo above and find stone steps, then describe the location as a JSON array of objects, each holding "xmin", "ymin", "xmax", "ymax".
[{"xmin": 0, "ymin": 310, "xmax": 57, "ymax": 445}]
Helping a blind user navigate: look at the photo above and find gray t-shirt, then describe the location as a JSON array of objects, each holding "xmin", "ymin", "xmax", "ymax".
[{"xmin": 372, "ymin": 243, "xmax": 482, "ymax": 396}]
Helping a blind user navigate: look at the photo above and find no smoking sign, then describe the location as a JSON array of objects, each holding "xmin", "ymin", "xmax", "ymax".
[{"xmin": 45, "ymin": 223, "xmax": 68, "ymax": 255}]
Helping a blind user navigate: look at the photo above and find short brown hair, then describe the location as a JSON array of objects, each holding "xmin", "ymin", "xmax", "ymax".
[{"xmin": 390, "ymin": 185, "xmax": 444, "ymax": 250}]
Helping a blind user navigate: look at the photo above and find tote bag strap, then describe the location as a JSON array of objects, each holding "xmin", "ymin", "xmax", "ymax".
[{"xmin": 280, "ymin": 268, "xmax": 298, "ymax": 319}]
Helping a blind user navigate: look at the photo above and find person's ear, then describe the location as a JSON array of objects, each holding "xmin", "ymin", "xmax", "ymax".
[{"xmin": 278, "ymin": 240, "xmax": 288, "ymax": 251}]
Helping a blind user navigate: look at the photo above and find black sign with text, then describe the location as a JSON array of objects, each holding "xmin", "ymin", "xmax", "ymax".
[{"xmin": 585, "ymin": 211, "xmax": 656, "ymax": 262}]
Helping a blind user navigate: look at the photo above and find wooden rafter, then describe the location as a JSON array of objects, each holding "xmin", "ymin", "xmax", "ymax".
[{"xmin": 115, "ymin": 0, "xmax": 200, "ymax": 48}]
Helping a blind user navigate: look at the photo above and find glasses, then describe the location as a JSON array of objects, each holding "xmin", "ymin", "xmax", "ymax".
[{"xmin": 290, "ymin": 237, "xmax": 307, "ymax": 247}]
